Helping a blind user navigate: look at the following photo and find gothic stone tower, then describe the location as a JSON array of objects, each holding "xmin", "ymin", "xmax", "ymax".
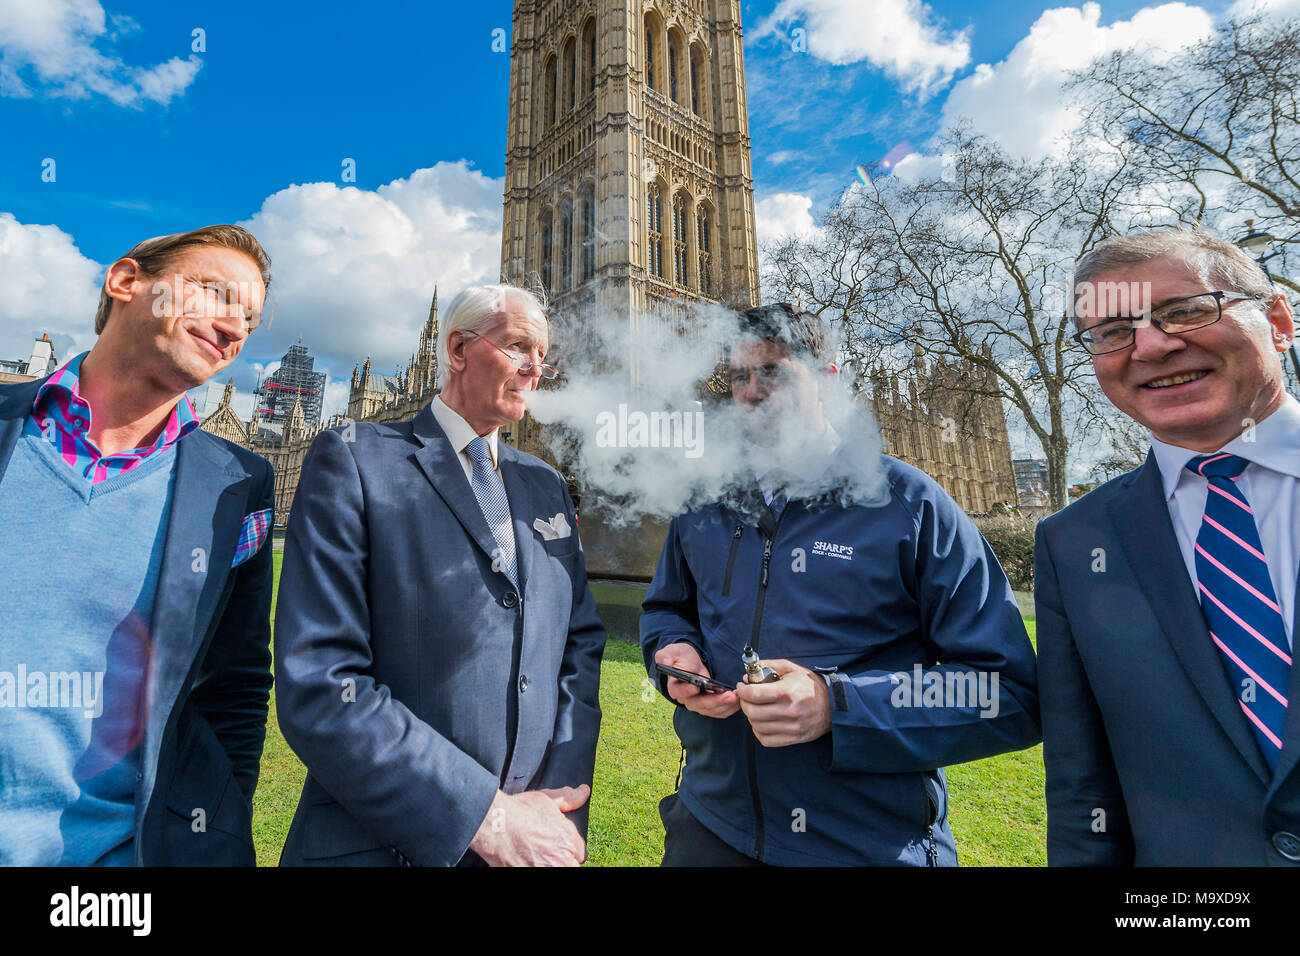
[
  {"xmin": 500, "ymin": 0, "xmax": 761, "ymax": 576},
  {"xmin": 501, "ymin": 0, "xmax": 760, "ymax": 322}
]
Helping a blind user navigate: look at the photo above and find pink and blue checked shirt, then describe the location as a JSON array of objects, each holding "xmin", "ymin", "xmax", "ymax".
[
  {"xmin": 24, "ymin": 351, "xmax": 199, "ymax": 485},
  {"xmin": 25, "ymin": 351, "xmax": 272, "ymax": 568}
]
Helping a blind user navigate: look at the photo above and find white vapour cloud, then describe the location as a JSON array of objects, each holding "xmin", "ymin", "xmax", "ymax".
[
  {"xmin": 525, "ymin": 304, "xmax": 888, "ymax": 525},
  {"xmin": 0, "ymin": 0, "xmax": 201, "ymax": 106},
  {"xmin": 238, "ymin": 160, "xmax": 503, "ymax": 382},
  {"xmin": 939, "ymin": 2, "xmax": 1215, "ymax": 158},
  {"xmin": 0, "ymin": 212, "xmax": 102, "ymax": 366},
  {"xmin": 751, "ymin": 0, "xmax": 971, "ymax": 96}
]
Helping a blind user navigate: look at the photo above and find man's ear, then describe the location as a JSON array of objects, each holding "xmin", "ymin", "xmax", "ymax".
[
  {"xmin": 446, "ymin": 329, "xmax": 470, "ymax": 373},
  {"xmin": 1266, "ymin": 293, "xmax": 1295, "ymax": 352},
  {"xmin": 104, "ymin": 258, "xmax": 143, "ymax": 307}
]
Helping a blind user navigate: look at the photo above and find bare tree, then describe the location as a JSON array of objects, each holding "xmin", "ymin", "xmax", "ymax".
[
  {"xmin": 765, "ymin": 131, "xmax": 1149, "ymax": 511},
  {"xmin": 1071, "ymin": 14, "xmax": 1300, "ymax": 291}
]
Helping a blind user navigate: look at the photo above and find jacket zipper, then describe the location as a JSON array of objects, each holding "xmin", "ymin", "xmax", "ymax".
[
  {"xmin": 722, "ymin": 524, "xmax": 743, "ymax": 597},
  {"xmin": 746, "ymin": 509, "xmax": 784, "ymax": 863},
  {"xmin": 923, "ymin": 773, "xmax": 939, "ymax": 866}
]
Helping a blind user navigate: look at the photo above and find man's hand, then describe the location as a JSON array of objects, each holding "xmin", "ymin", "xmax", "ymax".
[
  {"xmin": 736, "ymin": 659, "xmax": 831, "ymax": 747},
  {"xmin": 654, "ymin": 642, "xmax": 740, "ymax": 718},
  {"xmin": 467, "ymin": 785, "xmax": 590, "ymax": 866}
]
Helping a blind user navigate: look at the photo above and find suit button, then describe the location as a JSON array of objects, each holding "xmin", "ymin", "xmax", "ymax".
[
  {"xmin": 519, "ymin": 674, "xmax": 530, "ymax": 693},
  {"xmin": 1274, "ymin": 831, "xmax": 1300, "ymax": 861},
  {"xmin": 503, "ymin": 591, "xmax": 519, "ymax": 608}
]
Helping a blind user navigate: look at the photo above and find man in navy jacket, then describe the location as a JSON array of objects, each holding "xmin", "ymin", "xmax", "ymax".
[
  {"xmin": 275, "ymin": 284, "xmax": 605, "ymax": 867},
  {"xmin": 1038, "ymin": 228, "xmax": 1300, "ymax": 865},
  {"xmin": 641, "ymin": 304, "xmax": 1040, "ymax": 866}
]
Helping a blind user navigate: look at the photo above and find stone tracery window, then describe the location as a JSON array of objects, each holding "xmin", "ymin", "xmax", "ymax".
[
  {"xmin": 647, "ymin": 184, "xmax": 664, "ymax": 279},
  {"xmin": 696, "ymin": 205, "xmax": 712, "ymax": 294},
  {"xmin": 672, "ymin": 193, "xmax": 688, "ymax": 286},
  {"xmin": 560, "ymin": 199, "xmax": 574, "ymax": 292}
]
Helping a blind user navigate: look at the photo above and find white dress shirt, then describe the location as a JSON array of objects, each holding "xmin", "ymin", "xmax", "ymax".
[
  {"xmin": 431, "ymin": 395, "xmax": 504, "ymax": 484},
  {"xmin": 1148, "ymin": 395, "xmax": 1300, "ymax": 646}
]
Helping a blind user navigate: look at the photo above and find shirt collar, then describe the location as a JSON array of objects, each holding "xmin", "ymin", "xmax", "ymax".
[
  {"xmin": 1148, "ymin": 394, "xmax": 1300, "ymax": 500},
  {"xmin": 32, "ymin": 350, "xmax": 88, "ymax": 416},
  {"xmin": 432, "ymin": 394, "xmax": 499, "ymax": 467},
  {"xmin": 32, "ymin": 349, "xmax": 199, "ymax": 450}
]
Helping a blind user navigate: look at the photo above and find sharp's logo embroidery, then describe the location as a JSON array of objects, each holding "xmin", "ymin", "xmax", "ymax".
[{"xmin": 811, "ymin": 540, "xmax": 853, "ymax": 561}]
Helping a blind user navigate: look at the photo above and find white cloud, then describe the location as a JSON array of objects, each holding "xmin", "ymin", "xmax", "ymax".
[
  {"xmin": 939, "ymin": 2, "xmax": 1214, "ymax": 158},
  {"xmin": 889, "ymin": 152, "xmax": 946, "ymax": 182},
  {"xmin": 239, "ymin": 160, "xmax": 503, "ymax": 382},
  {"xmin": 322, "ymin": 378, "xmax": 351, "ymax": 419},
  {"xmin": 0, "ymin": 0, "xmax": 200, "ymax": 106},
  {"xmin": 0, "ymin": 212, "xmax": 102, "ymax": 366},
  {"xmin": 1229, "ymin": 0, "xmax": 1300, "ymax": 17},
  {"xmin": 755, "ymin": 192, "xmax": 817, "ymax": 247},
  {"xmin": 751, "ymin": 0, "xmax": 971, "ymax": 95}
]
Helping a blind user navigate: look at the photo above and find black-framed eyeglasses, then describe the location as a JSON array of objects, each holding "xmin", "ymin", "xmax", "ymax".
[
  {"xmin": 460, "ymin": 329, "xmax": 558, "ymax": 380},
  {"xmin": 1073, "ymin": 290, "xmax": 1267, "ymax": 356},
  {"xmin": 729, "ymin": 361, "xmax": 791, "ymax": 389}
]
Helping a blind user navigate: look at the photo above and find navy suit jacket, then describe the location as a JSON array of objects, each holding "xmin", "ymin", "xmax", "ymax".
[
  {"xmin": 1036, "ymin": 451, "xmax": 1300, "ymax": 865},
  {"xmin": 274, "ymin": 403, "xmax": 606, "ymax": 866},
  {"xmin": 0, "ymin": 376, "xmax": 275, "ymax": 866}
]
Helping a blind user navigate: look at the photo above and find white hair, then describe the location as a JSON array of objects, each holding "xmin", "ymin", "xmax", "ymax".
[{"xmin": 437, "ymin": 283, "xmax": 548, "ymax": 386}]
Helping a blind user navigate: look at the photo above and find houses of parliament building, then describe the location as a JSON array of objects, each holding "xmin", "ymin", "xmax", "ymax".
[{"xmin": 199, "ymin": 0, "xmax": 1017, "ymax": 573}]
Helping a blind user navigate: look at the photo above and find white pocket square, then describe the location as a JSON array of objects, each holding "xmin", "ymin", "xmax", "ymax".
[{"xmin": 533, "ymin": 512, "xmax": 572, "ymax": 541}]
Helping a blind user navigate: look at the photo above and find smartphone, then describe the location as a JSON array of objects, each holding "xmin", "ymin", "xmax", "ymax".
[{"xmin": 656, "ymin": 662, "xmax": 734, "ymax": 694}]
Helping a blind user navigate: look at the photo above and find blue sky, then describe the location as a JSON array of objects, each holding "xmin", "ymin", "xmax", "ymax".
[{"xmin": 0, "ymin": 0, "xmax": 1269, "ymax": 462}]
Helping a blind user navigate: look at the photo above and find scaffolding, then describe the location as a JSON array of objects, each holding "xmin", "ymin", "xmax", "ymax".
[{"xmin": 255, "ymin": 340, "xmax": 325, "ymax": 427}]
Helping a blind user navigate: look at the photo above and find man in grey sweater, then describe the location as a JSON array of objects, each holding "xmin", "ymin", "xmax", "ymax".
[{"xmin": 0, "ymin": 224, "xmax": 276, "ymax": 866}]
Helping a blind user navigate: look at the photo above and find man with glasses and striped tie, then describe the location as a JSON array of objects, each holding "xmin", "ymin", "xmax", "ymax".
[
  {"xmin": 1037, "ymin": 227, "xmax": 1300, "ymax": 865},
  {"xmin": 275, "ymin": 283, "xmax": 605, "ymax": 866}
]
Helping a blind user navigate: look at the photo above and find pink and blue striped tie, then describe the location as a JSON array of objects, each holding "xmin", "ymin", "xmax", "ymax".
[{"xmin": 1187, "ymin": 453, "xmax": 1291, "ymax": 772}]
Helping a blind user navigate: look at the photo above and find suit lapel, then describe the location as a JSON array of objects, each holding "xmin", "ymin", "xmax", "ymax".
[
  {"xmin": 1270, "ymin": 567, "xmax": 1300, "ymax": 789},
  {"xmin": 0, "ymin": 378, "xmax": 45, "ymax": 477},
  {"xmin": 1110, "ymin": 452, "xmax": 1271, "ymax": 783},
  {"xmin": 138, "ymin": 433, "xmax": 250, "ymax": 823},
  {"xmin": 498, "ymin": 442, "xmax": 536, "ymax": 593},
  {"xmin": 410, "ymin": 404, "xmax": 504, "ymax": 568}
]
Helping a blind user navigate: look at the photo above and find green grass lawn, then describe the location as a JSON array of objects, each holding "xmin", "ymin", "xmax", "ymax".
[{"xmin": 255, "ymin": 551, "xmax": 1045, "ymax": 866}]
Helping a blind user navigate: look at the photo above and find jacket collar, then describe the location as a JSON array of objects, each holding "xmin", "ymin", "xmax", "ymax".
[{"xmin": 0, "ymin": 376, "xmax": 50, "ymax": 476}]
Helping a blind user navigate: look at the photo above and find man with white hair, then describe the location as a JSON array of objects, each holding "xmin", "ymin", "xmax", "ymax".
[{"xmin": 275, "ymin": 283, "xmax": 606, "ymax": 866}]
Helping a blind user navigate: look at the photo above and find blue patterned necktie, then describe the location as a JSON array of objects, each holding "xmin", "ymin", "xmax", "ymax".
[
  {"xmin": 1186, "ymin": 452, "xmax": 1291, "ymax": 772},
  {"xmin": 467, "ymin": 436, "xmax": 518, "ymax": 587}
]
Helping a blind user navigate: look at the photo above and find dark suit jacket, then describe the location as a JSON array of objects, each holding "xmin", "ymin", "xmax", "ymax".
[
  {"xmin": 1036, "ymin": 451, "xmax": 1300, "ymax": 865},
  {"xmin": 0, "ymin": 376, "xmax": 275, "ymax": 866},
  {"xmin": 274, "ymin": 404, "xmax": 606, "ymax": 866}
]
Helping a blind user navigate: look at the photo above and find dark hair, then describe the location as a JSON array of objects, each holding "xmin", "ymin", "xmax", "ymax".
[
  {"xmin": 733, "ymin": 303, "xmax": 832, "ymax": 363},
  {"xmin": 96, "ymin": 224, "xmax": 272, "ymax": 334}
]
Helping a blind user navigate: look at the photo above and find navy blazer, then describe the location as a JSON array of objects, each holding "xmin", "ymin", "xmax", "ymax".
[
  {"xmin": 274, "ymin": 403, "xmax": 606, "ymax": 866},
  {"xmin": 0, "ymin": 376, "xmax": 275, "ymax": 866},
  {"xmin": 1036, "ymin": 451, "xmax": 1300, "ymax": 865}
]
